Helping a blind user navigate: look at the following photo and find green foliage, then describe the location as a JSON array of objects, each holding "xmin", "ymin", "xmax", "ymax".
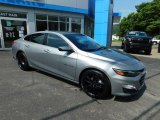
[{"xmin": 119, "ymin": 0, "xmax": 160, "ymax": 37}]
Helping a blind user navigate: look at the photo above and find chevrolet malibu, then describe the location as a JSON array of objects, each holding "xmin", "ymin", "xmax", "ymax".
[{"xmin": 12, "ymin": 31, "xmax": 146, "ymax": 99}]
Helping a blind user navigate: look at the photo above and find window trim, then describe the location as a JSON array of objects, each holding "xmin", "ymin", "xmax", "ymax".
[{"xmin": 25, "ymin": 33, "xmax": 47, "ymax": 45}]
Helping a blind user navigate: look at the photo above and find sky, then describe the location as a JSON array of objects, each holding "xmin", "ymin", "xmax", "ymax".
[{"xmin": 114, "ymin": 0, "xmax": 153, "ymax": 18}]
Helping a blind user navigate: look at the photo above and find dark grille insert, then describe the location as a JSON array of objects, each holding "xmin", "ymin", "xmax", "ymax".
[{"xmin": 139, "ymin": 75, "xmax": 145, "ymax": 86}]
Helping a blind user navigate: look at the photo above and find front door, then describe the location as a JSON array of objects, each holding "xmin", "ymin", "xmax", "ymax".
[
  {"xmin": 45, "ymin": 33, "xmax": 77, "ymax": 80},
  {"xmin": 1, "ymin": 19, "xmax": 27, "ymax": 48}
]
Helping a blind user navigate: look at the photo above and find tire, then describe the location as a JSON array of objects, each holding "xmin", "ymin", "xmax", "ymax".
[
  {"xmin": 17, "ymin": 52, "xmax": 30, "ymax": 71},
  {"xmin": 123, "ymin": 44, "xmax": 130, "ymax": 53},
  {"xmin": 158, "ymin": 47, "xmax": 160, "ymax": 53},
  {"xmin": 80, "ymin": 70, "xmax": 111, "ymax": 99},
  {"xmin": 121, "ymin": 43, "xmax": 124, "ymax": 49},
  {"xmin": 145, "ymin": 47, "xmax": 152, "ymax": 55}
]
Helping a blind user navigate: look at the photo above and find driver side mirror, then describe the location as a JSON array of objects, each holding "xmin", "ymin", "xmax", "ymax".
[{"xmin": 58, "ymin": 46, "xmax": 73, "ymax": 52}]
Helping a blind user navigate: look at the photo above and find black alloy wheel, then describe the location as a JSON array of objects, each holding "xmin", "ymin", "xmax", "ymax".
[
  {"xmin": 17, "ymin": 52, "xmax": 30, "ymax": 71},
  {"xmin": 123, "ymin": 44, "xmax": 130, "ymax": 53},
  {"xmin": 80, "ymin": 70, "xmax": 111, "ymax": 99}
]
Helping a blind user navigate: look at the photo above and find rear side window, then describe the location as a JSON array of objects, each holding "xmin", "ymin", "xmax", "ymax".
[
  {"xmin": 30, "ymin": 33, "xmax": 45, "ymax": 45},
  {"xmin": 47, "ymin": 33, "xmax": 68, "ymax": 48}
]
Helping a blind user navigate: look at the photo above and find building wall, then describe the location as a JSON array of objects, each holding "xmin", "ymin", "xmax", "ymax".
[
  {"xmin": 0, "ymin": 3, "xmax": 85, "ymax": 49},
  {"xmin": 0, "ymin": 4, "xmax": 84, "ymax": 34},
  {"xmin": 94, "ymin": 0, "xmax": 113, "ymax": 46},
  {"xmin": 46, "ymin": 0, "xmax": 88, "ymax": 9},
  {"xmin": 0, "ymin": 0, "xmax": 88, "ymax": 14},
  {"xmin": 0, "ymin": 0, "xmax": 113, "ymax": 48}
]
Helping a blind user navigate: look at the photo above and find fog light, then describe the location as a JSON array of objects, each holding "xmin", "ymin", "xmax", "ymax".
[{"xmin": 123, "ymin": 85, "xmax": 137, "ymax": 90}]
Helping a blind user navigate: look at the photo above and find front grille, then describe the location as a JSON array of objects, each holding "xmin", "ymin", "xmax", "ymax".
[
  {"xmin": 137, "ymin": 68, "xmax": 145, "ymax": 73},
  {"xmin": 131, "ymin": 38, "xmax": 149, "ymax": 44},
  {"xmin": 139, "ymin": 75, "xmax": 145, "ymax": 86}
]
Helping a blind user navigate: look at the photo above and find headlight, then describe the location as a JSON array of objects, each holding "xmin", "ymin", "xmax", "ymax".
[
  {"xmin": 128, "ymin": 38, "xmax": 132, "ymax": 42},
  {"xmin": 113, "ymin": 68, "xmax": 141, "ymax": 77}
]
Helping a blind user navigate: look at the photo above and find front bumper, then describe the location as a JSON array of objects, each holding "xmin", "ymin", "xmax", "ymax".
[
  {"xmin": 127, "ymin": 43, "xmax": 152, "ymax": 50},
  {"xmin": 110, "ymin": 70, "xmax": 146, "ymax": 96}
]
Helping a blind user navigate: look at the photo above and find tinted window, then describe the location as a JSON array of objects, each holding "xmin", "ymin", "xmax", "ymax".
[
  {"xmin": 47, "ymin": 34, "xmax": 68, "ymax": 48},
  {"xmin": 64, "ymin": 34, "xmax": 101, "ymax": 51},
  {"xmin": 31, "ymin": 33, "xmax": 45, "ymax": 44},
  {"xmin": 127, "ymin": 31, "xmax": 147, "ymax": 37},
  {"xmin": 24, "ymin": 35, "xmax": 32, "ymax": 41}
]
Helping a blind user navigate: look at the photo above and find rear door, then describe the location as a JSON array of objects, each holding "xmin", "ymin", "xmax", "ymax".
[{"xmin": 24, "ymin": 33, "xmax": 47, "ymax": 69}]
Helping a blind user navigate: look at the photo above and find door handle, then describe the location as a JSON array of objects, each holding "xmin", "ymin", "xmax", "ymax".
[
  {"xmin": 44, "ymin": 49, "xmax": 50, "ymax": 53},
  {"xmin": 25, "ymin": 44, "xmax": 30, "ymax": 48}
]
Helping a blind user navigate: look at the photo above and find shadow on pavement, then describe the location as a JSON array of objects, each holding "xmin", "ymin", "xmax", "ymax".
[
  {"xmin": 36, "ymin": 70, "xmax": 114, "ymax": 100},
  {"xmin": 41, "ymin": 99, "xmax": 96, "ymax": 120},
  {"xmin": 132, "ymin": 101, "xmax": 160, "ymax": 120},
  {"xmin": 145, "ymin": 72, "xmax": 160, "ymax": 80},
  {"xmin": 111, "ymin": 46, "xmax": 121, "ymax": 49}
]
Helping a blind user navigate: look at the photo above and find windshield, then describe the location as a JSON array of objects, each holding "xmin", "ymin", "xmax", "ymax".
[
  {"xmin": 127, "ymin": 31, "xmax": 147, "ymax": 37},
  {"xmin": 64, "ymin": 34, "xmax": 102, "ymax": 51}
]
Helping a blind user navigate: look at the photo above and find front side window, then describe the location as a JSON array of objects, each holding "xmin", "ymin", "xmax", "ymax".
[
  {"xmin": 64, "ymin": 34, "xmax": 101, "ymax": 51},
  {"xmin": 47, "ymin": 33, "xmax": 68, "ymax": 48},
  {"xmin": 31, "ymin": 33, "xmax": 45, "ymax": 45}
]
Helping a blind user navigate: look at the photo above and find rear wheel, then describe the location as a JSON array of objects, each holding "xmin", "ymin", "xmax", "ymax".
[
  {"xmin": 80, "ymin": 70, "xmax": 111, "ymax": 99},
  {"xmin": 17, "ymin": 52, "xmax": 30, "ymax": 71}
]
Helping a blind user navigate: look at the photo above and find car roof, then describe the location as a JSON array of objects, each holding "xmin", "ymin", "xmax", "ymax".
[{"xmin": 34, "ymin": 31, "xmax": 82, "ymax": 35}]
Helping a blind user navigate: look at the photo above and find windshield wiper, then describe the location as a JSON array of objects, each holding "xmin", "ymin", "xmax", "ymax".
[
  {"xmin": 83, "ymin": 46, "xmax": 107, "ymax": 52},
  {"xmin": 97, "ymin": 46, "xmax": 107, "ymax": 50}
]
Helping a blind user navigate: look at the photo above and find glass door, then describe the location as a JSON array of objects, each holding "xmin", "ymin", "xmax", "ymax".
[{"xmin": 1, "ymin": 19, "xmax": 27, "ymax": 48}]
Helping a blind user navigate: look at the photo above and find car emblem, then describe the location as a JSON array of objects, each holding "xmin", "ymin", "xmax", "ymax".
[{"xmin": 138, "ymin": 38, "xmax": 143, "ymax": 41}]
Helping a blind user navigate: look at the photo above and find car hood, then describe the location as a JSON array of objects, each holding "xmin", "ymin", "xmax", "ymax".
[{"xmin": 87, "ymin": 48, "xmax": 141, "ymax": 66}]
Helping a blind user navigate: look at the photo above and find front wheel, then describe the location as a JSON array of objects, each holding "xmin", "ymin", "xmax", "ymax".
[
  {"xmin": 123, "ymin": 44, "xmax": 130, "ymax": 53},
  {"xmin": 145, "ymin": 47, "xmax": 152, "ymax": 55},
  {"xmin": 80, "ymin": 70, "xmax": 111, "ymax": 99},
  {"xmin": 17, "ymin": 52, "xmax": 30, "ymax": 71}
]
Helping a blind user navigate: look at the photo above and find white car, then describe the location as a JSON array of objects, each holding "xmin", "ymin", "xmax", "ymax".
[{"xmin": 152, "ymin": 37, "xmax": 160, "ymax": 45}]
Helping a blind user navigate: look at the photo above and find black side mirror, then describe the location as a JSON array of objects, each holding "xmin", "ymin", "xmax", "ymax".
[{"xmin": 58, "ymin": 46, "xmax": 73, "ymax": 52}]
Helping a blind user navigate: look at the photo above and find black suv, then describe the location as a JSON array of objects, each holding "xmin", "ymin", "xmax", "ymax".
[{"xmin": 121, "ymin": 31, "xmax": 152, "ymax": 55}]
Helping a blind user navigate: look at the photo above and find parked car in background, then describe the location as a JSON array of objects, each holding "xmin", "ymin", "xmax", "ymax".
[
  {"xmin": 112, "ymin": 34, "xmax": 119, "ymax": 40},
  {"xmin": 152, "ymin": 37, "xmax": 160, "ymax": 45},
  {"xmin": 121, "ymin": 31, "xmax": 152, "ymax": 55},
  {"xmin": 12, "ymin": 31, "xmax": 146, "ymax": 99}
]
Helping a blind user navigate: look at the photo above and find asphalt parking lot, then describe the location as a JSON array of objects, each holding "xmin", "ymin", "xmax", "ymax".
[{"xmin": 0, "ymin": 45, "xmax": 160, "ymax": 120}]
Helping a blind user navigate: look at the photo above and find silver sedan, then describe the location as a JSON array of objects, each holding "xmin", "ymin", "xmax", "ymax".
[{"xmin": 12, "ymin": 31, "xmax": 146, "ymax": 99}]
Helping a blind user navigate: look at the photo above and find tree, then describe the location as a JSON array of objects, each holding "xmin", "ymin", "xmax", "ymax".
[{"xmin": 119, "ymin": 0, "xmax": 160, "ymax": 37}]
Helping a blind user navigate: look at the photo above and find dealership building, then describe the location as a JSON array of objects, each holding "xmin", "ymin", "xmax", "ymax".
[{"xmin": 0, "ymin": 0, "xmax": 120, "ymax": 50}]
